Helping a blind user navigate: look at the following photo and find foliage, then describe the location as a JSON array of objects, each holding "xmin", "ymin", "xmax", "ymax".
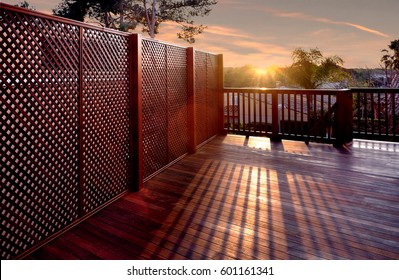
[
  {"xmin": 53, "ymin": 0, "xmax": 217, "ymax": 43},
  {"xmin": 14, "ymin": 1, "xmax": 35, "ymax": 10},
  {"xmin": 381, "ymin": 39, "xmax": 399, "ymax": 87},
  {"xmin": 53, "ymin": 0, "xmax": 90, "ymax": 22},
  {"xmin": 286, "ymin": 48, "xmax": 349, "ymax": 89}
]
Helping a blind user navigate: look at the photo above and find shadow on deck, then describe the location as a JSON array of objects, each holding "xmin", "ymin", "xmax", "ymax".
[{"xmin": 26, "ymin": 135, "xmax": 399, "ymax": 260}]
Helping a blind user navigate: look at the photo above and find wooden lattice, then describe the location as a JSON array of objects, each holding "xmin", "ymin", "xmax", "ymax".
[
  {"xmin": 166, "ymin": 45, "xmax": 188, "ymax": 162},
  {"xmin": 207, "ymin": 54, "xmax": 219, "ymax": 137},
  {"xmin": 142, "ymin": 39, "xmax": 168, "ymax": 179},
  {"xmin": 195, "ymin": 51, "xmax": 208, "ymax": 145},
  {"xmin": 1, "ymin": 4, "xmax": 221, "ymax": 259},
  {"xmin": 195, "ymin": 51, "xmax": 219, "ymax": 146},
  {"xmin": 81, "ymin": 29, "xmax": 130, "ymax": 214},
  {"xmin": 1, "ymin": 8, "xmax": 80, "ymax": 259},
  {"xmin": 141, "ymin": 40, "xmax": 188, "ymax": 179},
  {"xmin": 1, "ymin": 6, "xmax": 131, "ymax": 259}
]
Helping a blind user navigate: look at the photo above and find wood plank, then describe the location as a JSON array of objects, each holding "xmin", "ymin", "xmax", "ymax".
[{"xmin": 24, "ymin": 135, "xmax": 399, "ymax": 260}]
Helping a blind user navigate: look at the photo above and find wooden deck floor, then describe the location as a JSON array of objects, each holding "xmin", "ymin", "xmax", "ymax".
[{"xmin": 26, "ymin": 135, "xmax": 399, "ymax": 260}]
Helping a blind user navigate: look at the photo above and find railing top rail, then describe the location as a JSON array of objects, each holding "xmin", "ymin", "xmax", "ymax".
[
  {"xmin": 141, "ymin": 38, "xmax": 220, "ymax": 55},
  {"xmin": 224, "ymin": 87, "xmax": 399, "ymax": 94},
  {"xmin": 224, "ymin": 87, "xmax": 350, "ymax": 94},
  {"xmin": 142, "ymin": 37, "xmax": 188, "ymax": 50},
  {"xmin": 350, "ymin": 87, "xmax": 399, "ymax": 93}
]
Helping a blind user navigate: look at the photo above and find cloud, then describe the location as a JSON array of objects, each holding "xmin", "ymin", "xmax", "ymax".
[
  {"xmin": 262, "ymin": 7, "xmax": 390, "ymax": 38},
  {"xmin": 205, "ymin": 25, "xmax": 252, "ymax": 39},
  {"xmin": 232, "ymin": 40, "xmax": 291, "ymax": 56}
]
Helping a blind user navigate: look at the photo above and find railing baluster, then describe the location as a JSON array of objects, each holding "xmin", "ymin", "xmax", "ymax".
[
  {"xmin": 265, "ymin": 93, "xmax": 268, "ymax": 135},
  {"xmin": 281, "ymin": 93, "xmax": 285, "ymax": 135},
  {"xmin": 242, "ymin": 92, "xmax": 246, "ymax": 133},
  {"xmin": 287, "ymin": 93, "xmax": 291, "ymax": 136},
  {"xmin": 249, "ymin": 92, "xmax": 252, "ymax": 134},
  {"xmin": 385, "ymin": 91, "xmax": 389, "ymax": 137},
  {"xmin": 393, "ymin": 92, "xmax": 397, "ymax": 141}
]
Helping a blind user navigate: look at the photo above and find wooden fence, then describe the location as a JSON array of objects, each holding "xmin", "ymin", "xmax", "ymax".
[{"xmin": 1, "ymin": 4, "xmax": 223, "ymax": 259}]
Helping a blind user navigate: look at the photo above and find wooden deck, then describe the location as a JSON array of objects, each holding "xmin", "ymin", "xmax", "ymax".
[{"xmin": 26, "ymin": 135, "xmax": 399, "ymax": 260}]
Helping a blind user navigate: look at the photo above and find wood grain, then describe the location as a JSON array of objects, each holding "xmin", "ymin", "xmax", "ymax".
[{"xmin": 26, "ymin": 135, "xmax": 399, "ymax": 260}]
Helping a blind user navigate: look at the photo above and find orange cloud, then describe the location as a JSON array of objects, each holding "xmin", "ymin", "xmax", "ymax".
[
  {"xmin": 232, "ymin": 40, "xmax": 291, "ymax": 56},
  {"xmin": 262, "ymin": 7, "xmax": 390, "ymax": 38}
]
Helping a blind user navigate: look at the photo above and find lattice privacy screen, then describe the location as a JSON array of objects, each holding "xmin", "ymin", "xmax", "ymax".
[
  {"xmin": 81, "ymin": 29, "xmax": 130, "ymax": 214},
  {"xmin": 1, "ymin": 4, "xmax": 221, "ymax": 259},
  {"xmin": 141, "ymin": 40, "xmax": 188, "ymax": 179},
  {"xmin": 1, "ymin": 7, "xmax": 130, "ymax": 259},
  {"xmin": 195, "ymin": 51, "xmax": 219, "ymax": 146}
]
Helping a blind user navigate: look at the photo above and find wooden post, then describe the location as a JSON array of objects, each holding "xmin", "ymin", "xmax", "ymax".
[
  {"xmin": 187, "ymin": 47, "xmax": 196, "ymax": 153},
  {"xmin": 217, "ymin": 54, "xmax": 226, "ymax": 135},
  {"xmin": 334, "ymin": 89, "xmax": 353, "ymax": 147},
  {"xmin": 129, "ymin": 33, "xmax": 143, "ymax": 191}
]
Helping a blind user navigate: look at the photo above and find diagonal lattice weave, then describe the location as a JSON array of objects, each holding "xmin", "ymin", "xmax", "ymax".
[
  {"xmin": 166, "ymin": 45, "xmax": 188, "ymax": 162},
  {"xmin": 206, "ymin": 54, "xmax": 219, "ymax": 137},
  {"xmin": 1, "ymin": 7, "xmax": 131, "ymax": 259},
  {"xmin": 1, "ymin": 4, "xmax": 221, "ymax": 259},
  {"xmin": 142, "ymin": 40, "xmax": 188, "ymax": 179},
  {"xmin": 195, "ymin": 51, "xmax": 219, "ymax": 146},
  {"xmin": 81, "ymin": 29, "xmax": 130, "ymax": 214},
  {"xmin": 142, "ymin": 40, "xmax": 168, "ymax": 179},
  {"xmin": 1, "ymin": 9, "xmax": 80, "ymax": 259}
]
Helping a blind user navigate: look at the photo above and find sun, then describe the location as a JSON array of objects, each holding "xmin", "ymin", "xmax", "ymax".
[{"xmin": 254, "ymin": 68, "xmax": 268, "ymax": 76}]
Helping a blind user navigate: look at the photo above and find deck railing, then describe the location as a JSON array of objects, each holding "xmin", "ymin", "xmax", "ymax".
[
  {"xmin": 352, "ymin": 88, "xmax": 399, "ymax": 141},
  {"xmin": 1, "ymin": 4, "xmax": 222, "ymax": 259},
  {"xmin": 224, "ymin": 88, "xmax": 399, "ymax": 144}
]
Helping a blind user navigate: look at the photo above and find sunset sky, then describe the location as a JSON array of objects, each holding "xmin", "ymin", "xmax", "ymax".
[{"xmin": 3, "ymin": 0, "xmax": 398, "ymax": 68}]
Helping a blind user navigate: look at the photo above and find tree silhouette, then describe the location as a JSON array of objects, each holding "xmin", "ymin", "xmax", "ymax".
[
  {"xmin": 53, "ymin": 0, "xmax": 217, "ymax": 43},
  {"xmin": 287, "ymin": 48, "xmax": 348, "ymax": 89},
  {"xmin": 381, "ymin": 39, "xmax": 399, "ymax": 87}
]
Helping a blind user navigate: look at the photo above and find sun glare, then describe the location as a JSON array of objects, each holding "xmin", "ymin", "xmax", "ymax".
[
  {"xmin": 254, "ymin": 66, "xmax": 278, "ymax": 77},
  {"xmin": 254, "ymin": 68, "xmax": 268, "ymax": 76}
]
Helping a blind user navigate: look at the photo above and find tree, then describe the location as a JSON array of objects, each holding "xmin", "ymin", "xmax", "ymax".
[
  {"xmin": 15, "ymin": 1, "xmax": 36, "ymax": 10},
  {"xmin": 53, "ymin": 0, "xmax": 217, "ymax": 43},
  {"xmin": 141, "ymin": 0, "xmax": 217, "ymax": 43},
  {"xmin": 53, "ymin": 0, "xmax": 90, "ymax": 22},
  {"xmin": 287, "ymin": 48, "xmax": 348, "ymax": 89},
  {"xmin": 381, "ymin": 39, "xmax": 399, "ymax": 88},
  {"xmin": 380, "ymin": 39, "xmax": 399, "ymax": 134}
]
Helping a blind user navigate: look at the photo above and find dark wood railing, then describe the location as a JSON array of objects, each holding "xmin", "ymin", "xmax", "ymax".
[
  {"xmin": 224, "ymin": 88, "xmax": 399, "ymax": 144},
  {"xmin": 352, "ymin": 88, "xmax": 399, "ymax": 141}
]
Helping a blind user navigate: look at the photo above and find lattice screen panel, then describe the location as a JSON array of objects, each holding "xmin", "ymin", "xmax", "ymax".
[
  {"xmin": 81, "ymin": 29, "xmax": 130, "ymax": 214},
  {"xmin": 207, "ymin": 54, "xmax": 219, "ymax": 137},
  {"xmin": 194, "ymin": 52, "xmax": 220, "ymax": 146},
  {"xmin": 166, "ymin": 45, "xmax": 188, "ymax": 162},
  {"xmin": 2, "ymin": 4, "xmax": 221, "ymax": 259},
  {"xmin": 142, "ymin": 40, "xmax": 168, "ymax": 179},
  {"xmin": 1, "ymin": 9, "xmax": 80, "ymax": 259},
  {"xmin": 195, "ymin": 51, "xmax": 209, "ymax": 145}
]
